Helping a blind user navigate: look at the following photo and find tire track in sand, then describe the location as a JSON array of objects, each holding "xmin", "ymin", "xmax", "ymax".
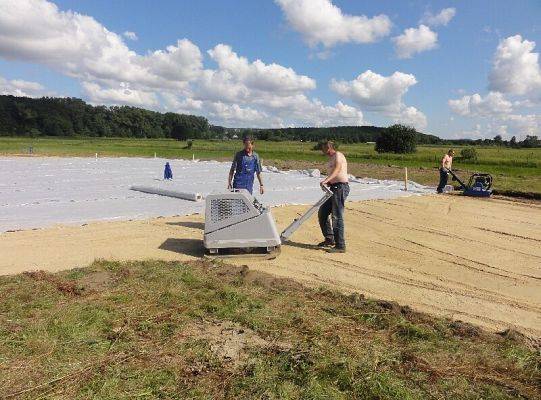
[
  {"xmin": 403, "ymin": 239, "xmax": 541, "ymax": 281},
  {"xmin": 301, "ymin": 255, "xmax": 541, "ymax": 315}
]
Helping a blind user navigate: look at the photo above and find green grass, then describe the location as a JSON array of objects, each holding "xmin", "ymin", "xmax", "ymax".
[
  {"xmin": 0, "ymin": 260, "xmax": 539, "ymax": 399},
  {"xmin": 1, "ymin": 137, "xmax": 540, "ymax": 193}
]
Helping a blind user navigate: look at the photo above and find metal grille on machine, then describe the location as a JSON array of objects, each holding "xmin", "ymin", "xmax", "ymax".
[{"xmin": 210, "ymin": 198, "xmax": 250, "ymax": 222}]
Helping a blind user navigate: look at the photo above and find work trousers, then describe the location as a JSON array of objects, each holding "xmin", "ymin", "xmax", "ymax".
[
  {"xmin": 437, "ymin": 168, "xmax": 449, "ymax": 193},
  {"xmin": 318, "ymin": 182, "xmax": 350, "ymax": 248}
]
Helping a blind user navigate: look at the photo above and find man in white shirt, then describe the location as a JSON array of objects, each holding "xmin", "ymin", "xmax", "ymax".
[
  {"xmin": 437, "ymin": 149, "xmax": 455, "ymax": 193},
  {"xmin": 318, "ymin": 141, "xmax": 350, "ymax": 253}
]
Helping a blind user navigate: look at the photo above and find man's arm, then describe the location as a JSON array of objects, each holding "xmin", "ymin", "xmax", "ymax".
[
  {"xmin": 228, "ymin": 156, "xmax": 236, "ymax": 189},
  {"xmin": 255, "ymin": 154, "xmax": 264, "ymax": 194},
  {"xmin": 256, "ymin": 172, "xmax": 264, "ymax": 194}
]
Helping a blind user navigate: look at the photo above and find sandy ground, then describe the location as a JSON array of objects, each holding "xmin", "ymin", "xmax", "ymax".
[{"xmin": 1, "ymin": 194, "xmax": 540, "ymax": 337}]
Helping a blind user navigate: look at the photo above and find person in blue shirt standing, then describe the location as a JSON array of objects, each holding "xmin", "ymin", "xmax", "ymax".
[{"xmin": 227, "ymin": 135, "xmax": 264, "ymax": 195}]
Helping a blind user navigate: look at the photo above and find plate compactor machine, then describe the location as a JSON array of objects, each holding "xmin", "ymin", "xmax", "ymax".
[
  {"xmin": 446, "ymin": 168, "xmax": 493, "ymax": 197},
  {"xmin": 203, "ymin": 187, "xmax": 333, "ymax": 258}
]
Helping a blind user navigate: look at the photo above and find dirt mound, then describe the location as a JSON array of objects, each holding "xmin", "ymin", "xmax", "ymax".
[{"xmin": 178, "ymin": 319, "xmax": 289, "ymax": 367}]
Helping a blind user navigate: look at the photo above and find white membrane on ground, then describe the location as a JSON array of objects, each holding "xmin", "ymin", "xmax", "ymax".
[{"xmin": 0, "ymin": 157, "xmax": 432, "ymax": 232}]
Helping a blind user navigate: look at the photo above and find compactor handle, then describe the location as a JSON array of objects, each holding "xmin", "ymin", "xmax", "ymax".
[{"xmin": 280, "ymin": 184, "xmax": 334, "ymax": 242}]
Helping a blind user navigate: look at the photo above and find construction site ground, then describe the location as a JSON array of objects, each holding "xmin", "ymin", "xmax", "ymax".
[{"xmin": 1, "ymin": 194, "xmax": 540, "ymax": 338}]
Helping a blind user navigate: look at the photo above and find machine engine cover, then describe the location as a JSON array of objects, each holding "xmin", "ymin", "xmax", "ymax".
[{"xmin": 204, "ymin": 190, "xmax": 280, "ymax": 249}]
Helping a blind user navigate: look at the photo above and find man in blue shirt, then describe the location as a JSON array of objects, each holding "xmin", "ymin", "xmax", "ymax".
[{"xmin": 228, "ymin": 136, "xmax": 264, "ymax": 195}]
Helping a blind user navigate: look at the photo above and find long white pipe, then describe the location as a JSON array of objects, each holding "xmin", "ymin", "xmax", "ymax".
[{"xmin": 130, "ymin": 185, "xmax": 203, "ymax": 202}]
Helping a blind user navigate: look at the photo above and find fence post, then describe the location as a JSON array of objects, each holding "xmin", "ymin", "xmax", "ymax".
[{"xmin": 404, "ymin": 167, "xmax": 408, "ymax": 191}]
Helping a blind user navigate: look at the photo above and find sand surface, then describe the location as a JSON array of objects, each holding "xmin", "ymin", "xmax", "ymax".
[{"xmin": 1, "ymin": 195, "xmax": 540, "ymax": 337}]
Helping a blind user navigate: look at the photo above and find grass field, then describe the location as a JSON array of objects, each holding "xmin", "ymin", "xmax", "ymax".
[
  {"xmin": 1, "ymin": 137, "xmax": 540, "ymax": 194},
  {"xmin": 1, "ymin": 259, "xmax": 539, "ymax": 399}
]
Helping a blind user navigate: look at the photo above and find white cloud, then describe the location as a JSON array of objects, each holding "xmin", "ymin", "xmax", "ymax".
[
  {"xmin": 189, "ymin": 43, "xmax": 317, "ymax": 106},
  {"xmin": 500, "ymin": 114, "xmax": 541, "ymax": 136},
  {"xmin": 330, "ymin": 70, "xmax": 426, "ymax": 129},
  {"xmin": 81, "ymin": 82, "xmax": 158, "ymax": 107},
  {"xmin": 161, "ymin": 93, "xmax": 203, "ymax": 113},
  {"xmin": 275, "ymin": 0, "xmax": 391, "ymax": 48},
  {"xmin": 448, "ymin": 36, "xmax": 541, "ymax": 139},
  {"xmin": 485, "ymin": 122, "xmax": 508, "ymax": 137},
  {"xmin": 206, "ymin": 102, "xmax": 271, "ymax": 126},
  {"xmin": 448, "ymin": 91, "xmax": 539, "ymax": 139},
  {"xmin": 182, "ymin": 44, "xmax": 365, "ymax": 127},
  {"xmin": 314, "ymin": 50, "xmax": 333, "ymax": 60},
  {"xmin": 458, "ymin": 116, "xmax": 541, "ymax": 140},
  {"xmin": 142, "ymin": 39, "xmax": 203, "ymax": 84},
  {"xmin": 453, "ymin": 123, "xmax": 485, "ymax": 140},
  {"xmin": 123, "ymin": 31, "xmax": 138, "ymax": 41},
  {"xmin": 392, "ymin": 106, "xmax": 427, "ymax": 129},
  {"xmin": 207, "ymin": 44, "xmax": 315, "ymax": 94},
  {"xmin": 448, "ymin": 92, "xmax": 513, "ymax": 116},
  {"xmin": 0, "ymin": 75, "xmax": 46, "ymax": 97},
  {"xmin": 280, "ymin": 98, "xmax": 365, "ymax": 126},
  {"xmin": 330, "ymin": 70, "xmax": 417, "ymax": 111},
  {"xmin": 488, "ymin": 35, "xmax": 541, "ymax": 102},
  {"xmin": 392, "ymin": 25, "xmax": 438, "ymax": 59},
  {"xmin": 420, "ymin": 8, "xmax": 456, "ymax": 27},
  {"xmin": 0, "ymin": 0, "xmax": 368, "ymax": 128},
  {"xmin": 0, "ymin": 0, "xmax": 202, "ymax": 90}
]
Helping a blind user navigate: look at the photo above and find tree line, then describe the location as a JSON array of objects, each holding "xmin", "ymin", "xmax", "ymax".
[
  {"xmin": 0, "ymin": 95, "xmax": 439, "ymax": 144},
  {"xmin": 235, "ymin": 126, "xmax": 442, "ymax": 145},
  {"xmin": 448, "ymin": 134, "xmax": 540, "ymax": 148},
  {"xmin": 0, "ymin": 95, "xmax": 539, "ymax": 148},
  {"xmin": 0, "ymin": 95, "xmax": 209, "ymax": 140}
]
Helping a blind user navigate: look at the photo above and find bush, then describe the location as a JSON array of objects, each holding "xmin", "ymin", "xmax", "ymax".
[
  {"xmin": 185, "ymin": 139, "xmax": 193, "ymax": 149},
  {"xmin": 29, "ymin": 128, "xmax": 42, "ymax": 137},
  {"xmin": 460, "ymin": 147, "xmax": 477, "ymax": 162},
  {"xmin": 375, "ymin": 124, "xmax": 417, "ymax": 153}
]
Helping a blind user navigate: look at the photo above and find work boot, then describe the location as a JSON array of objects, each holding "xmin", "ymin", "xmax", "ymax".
[
  {"xmin": 317, "ymin": 239, "xmax": 335, "ymax": 248},
  {"xmin": 326, "ymin": 246, "xmax": 346, "ymax": 253}
]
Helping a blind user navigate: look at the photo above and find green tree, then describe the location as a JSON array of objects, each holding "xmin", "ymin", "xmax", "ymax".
[
  {"xmin": 520, "ymin": 135, "xmax": 540, "ymax": 148},
  {"xmin": 375, "ymin": 124, "xmax": 417, "ymax": 153}
]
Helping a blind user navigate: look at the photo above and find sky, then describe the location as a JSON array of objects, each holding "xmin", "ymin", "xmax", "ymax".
[{"xmin": 0, "ymin": 0, "xmax": 540, "ymax": 139}]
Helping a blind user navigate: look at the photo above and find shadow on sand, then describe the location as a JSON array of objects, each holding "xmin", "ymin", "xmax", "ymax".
[
  {"xmin": 159, "ymin": 238, "xmax": 205, "ymax": 257},
  {"xmin": 165, "ymin": 221, "xmax": 205, "ymax": 230},
  {"xmin": 283, "ymin": 241, "xmax": 322, "ymax": 251}
]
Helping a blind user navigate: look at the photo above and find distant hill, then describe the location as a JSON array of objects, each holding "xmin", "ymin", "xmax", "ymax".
[{"xmin": 0, "ymin": 95, "xmax": 442, "ymax": 144}]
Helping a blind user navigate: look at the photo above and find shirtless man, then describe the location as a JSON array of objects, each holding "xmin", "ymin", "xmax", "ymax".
[
  {"xmin": 318, "ymin": 141, "xmax": 350, "ymax": 253},
  {"xmin": 437, "ymin": 149, "xmax": 455, "ymax": 193}
]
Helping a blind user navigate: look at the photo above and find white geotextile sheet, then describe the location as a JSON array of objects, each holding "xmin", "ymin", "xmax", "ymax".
[{"xmin": 0, "ymin": 157, "xmax": 432, "ymax": 232}]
